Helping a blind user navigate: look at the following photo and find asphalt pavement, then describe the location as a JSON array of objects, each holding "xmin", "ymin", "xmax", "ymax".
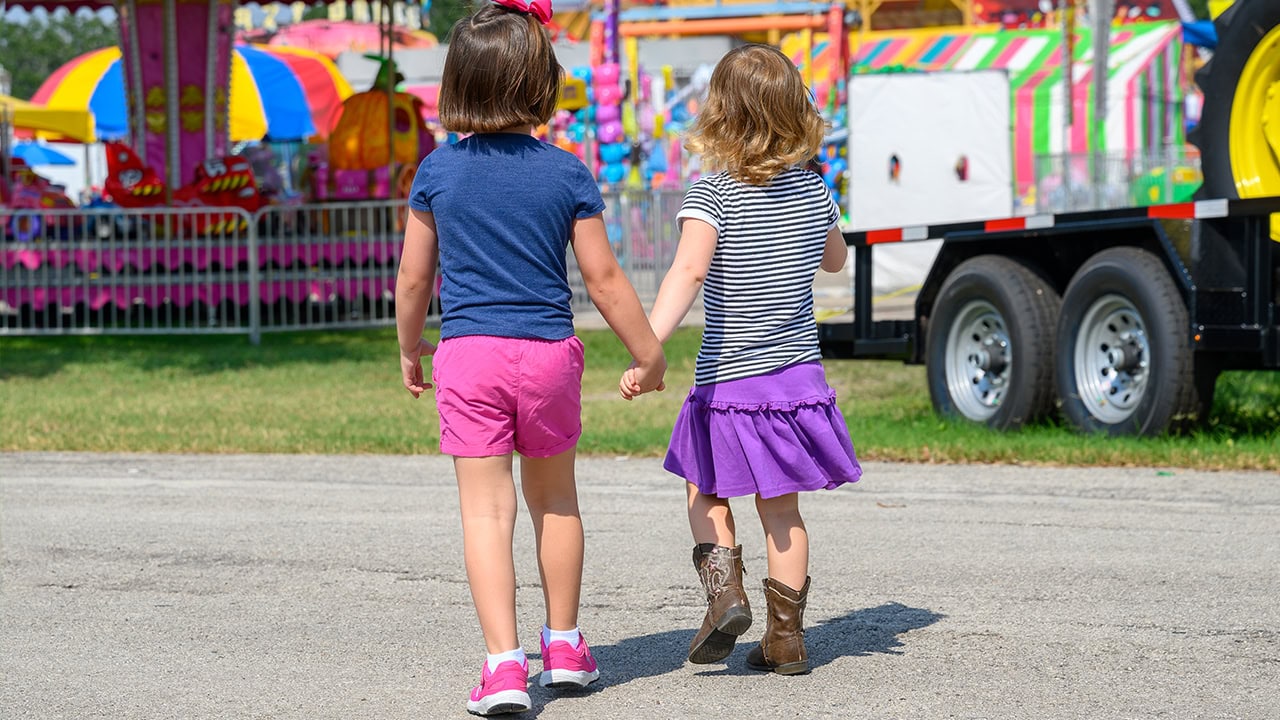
[{"xmin": 2, "ymin": 452, "xmax": 1277, "ymax": 719}]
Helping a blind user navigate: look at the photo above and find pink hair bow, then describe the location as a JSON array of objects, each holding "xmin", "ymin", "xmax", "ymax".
[{"xmin": 494, "ymin": 0, "xmax": 553, "ymax": 24}]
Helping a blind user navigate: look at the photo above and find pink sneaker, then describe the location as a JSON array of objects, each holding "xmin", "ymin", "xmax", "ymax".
[
  {"xmin": 539, "ymin": 633, "xmax": 600, "ymax": 689},
  {"xmin": 466, "ymin": 659, "xmax": 530, "ymax": 716}
]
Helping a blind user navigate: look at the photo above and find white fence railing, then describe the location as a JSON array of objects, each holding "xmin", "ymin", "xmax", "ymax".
[
  {"xmin": 1032, "ymin": 147, "xmax": 1203, "ymax": 215},
  {"xmin": 1, "ymin": 191, "xmax": 685, "ymax": 341}
]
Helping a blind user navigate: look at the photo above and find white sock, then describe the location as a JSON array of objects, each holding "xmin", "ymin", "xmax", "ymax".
[
  {"xmin": 542, "ymin": 625, "xmax": 582, "ymax": 647},
  {"xmin": 485, "ymin": 647, "xmax": 526, "ymax": 673}
]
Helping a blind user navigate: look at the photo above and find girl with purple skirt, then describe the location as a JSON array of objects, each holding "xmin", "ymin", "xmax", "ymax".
[{"xmin": 621, "ymin": 44, "xmax": 862, "ymax": 675}]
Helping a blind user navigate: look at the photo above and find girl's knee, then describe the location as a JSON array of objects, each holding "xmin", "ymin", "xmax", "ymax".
[{"xmin": 755, "ymin": 492, "xmax": 800, "ymax": 515}]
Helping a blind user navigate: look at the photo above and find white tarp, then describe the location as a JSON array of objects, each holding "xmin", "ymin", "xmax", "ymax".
[{"xmin": 846, "ymin": 70, "xmax": 1014, "ymax": 293}]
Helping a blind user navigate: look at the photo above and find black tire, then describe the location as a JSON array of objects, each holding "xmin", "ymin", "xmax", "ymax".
[
  {"xmin": 1189, "ymin": 0, "xmax": 1280, "ymax": 200},
  {"xmin": 1055, "ymin": 247, "xmax": 1197, "ymax": 436},
  {"xmin": 926, "ymin": 255, "xmax": 1061, "ymax": 430}
]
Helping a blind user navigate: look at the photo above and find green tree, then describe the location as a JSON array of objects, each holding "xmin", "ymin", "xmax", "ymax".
[
  {"xmin": 296, "ymin": 0, "xmax": 470, "ymax": 41},
  {"xmin": 425, "ymin": 0, "xmax": 473, "ymax": 41},
  {"xmin": 0, "ymin": 10, "xmax": 118, "ymax": 100}
]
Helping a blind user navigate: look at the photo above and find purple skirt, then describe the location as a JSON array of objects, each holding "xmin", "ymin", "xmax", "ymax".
[{"xmin": 664, "ymin": 361, "xmax": 862, "ymax": 499}]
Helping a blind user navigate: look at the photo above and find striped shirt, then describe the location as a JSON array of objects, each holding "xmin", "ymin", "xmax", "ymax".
[{"xmin": 676, "ymin": 167, "xmax": 840, "ymax": 385}]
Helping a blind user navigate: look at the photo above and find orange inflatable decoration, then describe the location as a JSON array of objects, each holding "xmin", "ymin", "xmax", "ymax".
[{"xmin": 328, "ymin": 57, "xmax": 433, "ymax": 171}]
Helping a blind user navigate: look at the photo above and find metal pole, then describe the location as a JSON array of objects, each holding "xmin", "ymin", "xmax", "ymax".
[
  {"xmin": 1091, "ymin": 0, "xmax": 1112, "ymax": 208},
  {"xmin": 1059, "ymin": 0, "xmax": 1070, "ymax": 204},
  {"xmin": 1061, "ymin": 0, "xmax": 1074, "ymax": 149},
  {"xmin": 163, "ymin": 0, "xmax": 180, "ymax": 193},
  {"xmin": 384, "ymin": 0, "xmax": 395, "ymax": 200},
  {"xmin": 125, "ymin": 0, "xmax": 147, "ymax": 162},
  {"xmin": 204, "ymin": 0, "xmax": 218, "ymax": 159}
]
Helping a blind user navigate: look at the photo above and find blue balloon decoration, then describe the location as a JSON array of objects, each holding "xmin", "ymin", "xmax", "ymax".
[
  {"xmin": 646, "ymin": 147, "xmax": 668, "ymax": 173},
  {"xmin": 599, "ymin": 143, "xmax": 628, "ymax": 164},
  {"xmin": 603, "ymin": 163, "xmax": 626, "ymax": 183}
]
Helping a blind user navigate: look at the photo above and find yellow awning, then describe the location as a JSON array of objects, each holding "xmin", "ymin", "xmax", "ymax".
[{"xmin": 0, "ymin": 94, "xmax": 96, "ymax": 143}]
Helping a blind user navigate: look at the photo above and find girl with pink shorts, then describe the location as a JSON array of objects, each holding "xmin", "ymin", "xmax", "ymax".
[{"xmin": 394, "ymin": 1, "xmax": 666, "ymax": 714}]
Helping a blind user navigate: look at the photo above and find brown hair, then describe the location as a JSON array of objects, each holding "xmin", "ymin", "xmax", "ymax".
[
  {"xmin": 438, "ymin": 3, "xmax": 563, "ymax": 133},
  {"xmin": 683, "ymin": 44, "xmax": 827, "ymax": 185}
]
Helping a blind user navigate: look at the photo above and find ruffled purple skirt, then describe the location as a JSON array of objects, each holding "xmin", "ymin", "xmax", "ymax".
[{"xmin": 664, "ymin": 361, "xmax": 862, "ymax": 499}]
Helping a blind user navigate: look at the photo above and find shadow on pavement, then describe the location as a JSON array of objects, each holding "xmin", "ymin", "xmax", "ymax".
[
  {"xmin": 531, "ymin": 600, "xmax": 943, "ymax": 700},
  {"xmin": 517, "ymin": 601, "xmax": 942, "ymax": 715},
  {"xmin": 690, "ymin": 601, "xmax": 946, "ymax": 677}
]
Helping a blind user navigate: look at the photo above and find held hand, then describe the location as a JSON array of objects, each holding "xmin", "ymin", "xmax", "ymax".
[
  {"xmin": 620, "ymin": 357, "xmax": 666, "ymax": 399},
  {"xmin": 619, "ymin": 366, "xmax": 642, "ymax": 400},
  {"xmin": 400, "ymin": 338, "xmax": 437, "ymax": 399}
]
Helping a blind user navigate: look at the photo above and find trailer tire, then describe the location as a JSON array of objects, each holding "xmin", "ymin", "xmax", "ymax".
[
  {"xmin": 1055, "ymin": 247, "xmax": 1196, "ymax": 436},
  {"xmin": 926, "ymin": 256, "xmax": 1060, "ymax": 430}
]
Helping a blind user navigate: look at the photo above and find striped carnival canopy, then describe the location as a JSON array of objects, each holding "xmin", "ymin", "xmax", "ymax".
[
  {"xmin": 785, "ymin": 21, "xmax": 1185, "ymax": 193},
  {"xmin": 31, "ymin": 43, "xmax": 354, "ymax": 143}
]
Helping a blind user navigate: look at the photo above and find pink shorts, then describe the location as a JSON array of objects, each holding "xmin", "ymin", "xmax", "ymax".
[{"xmin": 431, "ymin": 335, "xmax": 585, "ymax": 458}]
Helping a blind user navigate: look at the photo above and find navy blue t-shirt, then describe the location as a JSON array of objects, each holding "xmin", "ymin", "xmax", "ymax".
[{"xmin": 408, "ymin": 133, "xmax": 606, "ymax": 341}]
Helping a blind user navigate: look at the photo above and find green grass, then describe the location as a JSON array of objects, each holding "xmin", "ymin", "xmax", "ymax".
[{"xmin": 1, "ymin": 328, "xmax": 1277, "ymax": 470}]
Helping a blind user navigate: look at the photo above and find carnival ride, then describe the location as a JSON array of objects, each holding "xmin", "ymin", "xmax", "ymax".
[{"xmin": 1, "ymin": 0, "xmax": 439, "ymax": 335}]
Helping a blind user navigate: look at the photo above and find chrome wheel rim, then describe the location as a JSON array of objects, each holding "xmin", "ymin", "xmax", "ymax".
[
  {"xmin": 944, "ymin": 299, "xmax": 1010, "ymax": 421},
  {"xmin": 1073, "ymin": 293, "xmax": 1150, "ymax": 424}
]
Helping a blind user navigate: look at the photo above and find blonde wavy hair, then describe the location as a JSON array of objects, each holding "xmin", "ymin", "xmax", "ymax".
[{"xmin": 683, "ymin": 44, "xmax": 828, "ymax": 185}]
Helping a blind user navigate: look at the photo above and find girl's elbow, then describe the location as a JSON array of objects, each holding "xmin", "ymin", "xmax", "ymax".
[
  {"xmin": 396, "ymin": 272, "xmax": 430, "ymax": 294},
  {"xmin": 821, "ymin": 248, "xmax": 848, "ymax": 273},
  {"xmin": 676, "ymin": 265, "xmax": 706, "ymax": 287}
]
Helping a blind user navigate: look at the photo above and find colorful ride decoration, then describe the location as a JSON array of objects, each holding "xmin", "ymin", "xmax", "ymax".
[
  {"xmin": 117, "ymin": 0, "xmax": 236, "ymax": 191},
  {"xmin": 309, "ymin": 58, "xmax": 433, "ymax": 203},
  {"xmin": 103, "ymin": 141, "xmax": 261, "ymax": 234},
  {"xmin": 1128, "ymin": 163, "xmax": 1201, "ymax": 205},
  {"xmin": 25, "ymin": 0, "xmax": 356, "ymax": 193},
  {"xmin": 574, "ymin": 60, "xmax": 709, "ymax": 191},
  {"xmin": 33, "ymin": 43, "xmax": 352, "ymax": 146},
  {"xmin": 1, "ymin": 159, "xmax": 77, "ymax": 242},
  {"xmin": 591, "ymin": 62, "xmax": 628, "ymax": 185}
]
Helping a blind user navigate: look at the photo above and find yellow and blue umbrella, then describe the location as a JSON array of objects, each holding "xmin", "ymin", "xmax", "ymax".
[{"xmin": 32, "ymin": 44, "xmax": 353, "ymax": 142}]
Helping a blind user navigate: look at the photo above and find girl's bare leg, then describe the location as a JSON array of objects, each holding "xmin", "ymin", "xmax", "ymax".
[
  {"xmin": 455, "ymin": 455, "xmax": 520, "ymax": 654},
  {"xmin": 687, "ymin": 482, "xmax": 736, "ymax": 546},
  {"xmin": 520, "ymin": 447, "xmax": 583, "ymax": 632},
  {"xmin": 755, "ymin": 492, "xmax": 809, "ymax": 589}
]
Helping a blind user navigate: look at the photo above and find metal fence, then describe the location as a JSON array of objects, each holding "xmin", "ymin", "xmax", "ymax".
[
  {"xmin": 1031, "ymin": 147, "xmax": 1203, "ymax": 215},
  {"xmin": 0, "ymin": 191, "xmax": 683, "ymax": 340}
]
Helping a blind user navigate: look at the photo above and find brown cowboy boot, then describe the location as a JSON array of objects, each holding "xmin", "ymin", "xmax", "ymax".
[
  {"xmin": 745, "ymin": 576, "xmax": 810, "ymax": 675},
  {"xmin": 687, "ymin": 543, "xmax": 753, "ymax": 664}
]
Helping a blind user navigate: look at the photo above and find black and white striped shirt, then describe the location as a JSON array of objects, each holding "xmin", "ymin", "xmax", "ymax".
[{"xmin": 676, "ymin": 167, "xmax": 840, "ymax": 386}]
